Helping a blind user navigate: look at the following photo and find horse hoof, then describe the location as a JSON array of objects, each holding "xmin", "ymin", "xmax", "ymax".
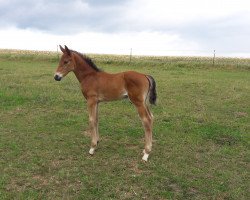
[
  {"xmin": 89, "ymin": 148, "xmax": 95, "ymax": 155},
  {"xmin": 142, "ymin": 152, "xmax": 149, "ymax": 162}
]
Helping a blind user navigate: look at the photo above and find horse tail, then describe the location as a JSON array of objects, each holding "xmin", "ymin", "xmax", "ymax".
[{"xmin": 146, "ymin": 75, "xmax": 157, "ymax": 105}]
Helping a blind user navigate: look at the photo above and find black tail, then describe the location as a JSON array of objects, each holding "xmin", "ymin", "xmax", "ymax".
[{"xmin": 146, "ymin": 75, "xmax": 157, "ymax": 105}]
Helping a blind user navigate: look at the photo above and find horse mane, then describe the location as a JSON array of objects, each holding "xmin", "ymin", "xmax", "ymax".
[{"xmin": 71, "ymin": 50, "xmax": 101, "ymax": 72}]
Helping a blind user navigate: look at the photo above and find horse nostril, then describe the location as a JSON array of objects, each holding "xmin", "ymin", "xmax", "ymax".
[{"xmin": 54, "ymin": 74, "xmax": 62, "ymax": 81}]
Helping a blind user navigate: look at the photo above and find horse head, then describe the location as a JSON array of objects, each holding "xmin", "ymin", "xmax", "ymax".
[{"xmin": 54, "ymin": 45, "xmax": 76, "ymax": 81}]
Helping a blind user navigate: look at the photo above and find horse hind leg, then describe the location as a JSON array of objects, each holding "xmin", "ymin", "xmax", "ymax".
[
  {"xmin": 146, "ymin": 105, "xmax": 154, "ymax": 120},
  {"xmin": 136, "ymin": 103, "xmax": 153, "ymax": 161}
]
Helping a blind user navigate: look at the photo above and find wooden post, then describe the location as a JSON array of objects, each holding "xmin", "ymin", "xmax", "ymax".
[
  {"xmin": 129, "ymin": 48, "xmax": 132, "ymax": 63},
  {"xmin": 213, "ymin": 50, "xmax": 216, "ymax": 66}
]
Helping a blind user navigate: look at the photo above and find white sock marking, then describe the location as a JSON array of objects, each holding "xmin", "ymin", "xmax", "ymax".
[
  {"xmin": 142, "ymin": 152, "xmax": 149, "ymax": 161},
  {"xmin": 89, "ymin": 148, "xmax": 95, "ymax": 155}
]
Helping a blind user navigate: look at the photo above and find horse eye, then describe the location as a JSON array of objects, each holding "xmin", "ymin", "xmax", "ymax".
[{"xmin": 63, "ymin": 60, "xmax": 70, "ymax": 65}]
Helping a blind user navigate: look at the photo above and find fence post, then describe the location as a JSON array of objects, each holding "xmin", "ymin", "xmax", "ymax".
[
  {"xmin": 129, "ymin": 48, "xmax": 132, "ymax": 63},
  {"xmin": 213, "ymin": 50, "xmax": 216, "ymax": 66}
]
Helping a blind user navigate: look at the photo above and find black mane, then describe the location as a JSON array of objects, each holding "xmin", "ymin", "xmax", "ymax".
[{"xmin": 71, "ymin": 50, "xmax": 101, "ymax": 72}]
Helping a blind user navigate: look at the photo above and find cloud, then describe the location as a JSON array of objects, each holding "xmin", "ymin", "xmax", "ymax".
[
  {"xmin": 121, "ymin": 0, "xmax": 250, "ymax": 30},
  {"xmin": 0, "ymin": 0, "xmax": 250, "ymax": 56},
  {"xmin": 0, "ymin": 0, "xmax": 128, "ymax": 34},
  {"xmin": 0, "ymin": 0, "xmax": 88, "ymax": 32},
  {"xmin": 0, "ymin": 27, "xmax": 201, "ymax": 56},
  {"xmin": 175, "ymin": 12, "xmax": 250, "ymax": 54},
  {"xmin": 1, "ymin": 0, "xmax": 249, "ymax": 34}
]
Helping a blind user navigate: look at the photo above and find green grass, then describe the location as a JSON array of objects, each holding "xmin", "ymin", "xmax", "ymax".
[{"xmin": 0, "ymin": 50, "xmax": 249, "ymax": 199}]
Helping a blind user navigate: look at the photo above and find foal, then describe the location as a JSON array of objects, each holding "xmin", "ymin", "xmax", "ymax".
[{"xmin": 54, "ymin": 45, "xmax": 157, "ymax": 161}]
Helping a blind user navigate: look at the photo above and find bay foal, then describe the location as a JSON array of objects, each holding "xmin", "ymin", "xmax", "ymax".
[{"xmin": 54, "ymin": 45, "xmax": 157, "ymax": 161}]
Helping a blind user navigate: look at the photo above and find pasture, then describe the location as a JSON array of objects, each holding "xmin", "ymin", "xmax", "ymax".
[{"xmin": 0, "ymin": 50, "xmax": 249, "ymax": 199}]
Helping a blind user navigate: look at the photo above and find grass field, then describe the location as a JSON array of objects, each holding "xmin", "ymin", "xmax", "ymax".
[{"xmin": 0, "ymin": 50, "xmax": 249, "ymax": 199}]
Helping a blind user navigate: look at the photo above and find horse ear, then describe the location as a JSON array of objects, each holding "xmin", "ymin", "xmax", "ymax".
[
  {"xmin": 59, "ymin": 45, "xmax": 65, "ymax": 53},
  {"xmin": 64, "ymin": 45, "xmax": 71, "ymax": 56}
]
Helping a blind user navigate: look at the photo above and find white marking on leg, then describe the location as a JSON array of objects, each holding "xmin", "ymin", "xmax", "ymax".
[
  {"xmin": 89, "ymin": 147, "xmax": 95, "ymax": 155},
  {"xmin": 142, "ymin": 152, "xmax": 149, "ymax": 161}
]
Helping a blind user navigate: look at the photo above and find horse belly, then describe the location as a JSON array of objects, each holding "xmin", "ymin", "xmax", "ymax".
[
  {"xmin": 98, "ymin": 74, "xmax": 127, "ymax": 101},
  {"xmin": 98, "ymin": 90, "xmax": 127, "ymax": 101}
]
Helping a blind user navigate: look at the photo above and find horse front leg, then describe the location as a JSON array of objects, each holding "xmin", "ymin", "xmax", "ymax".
[{"xmin": 87, "ymin": 98, "xmax": 99, "ymax": 155}]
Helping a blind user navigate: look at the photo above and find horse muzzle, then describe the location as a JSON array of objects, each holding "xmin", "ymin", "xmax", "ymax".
[{"xmin": 54, "ymin": 74, "xmax": 62, "ymax": 81}]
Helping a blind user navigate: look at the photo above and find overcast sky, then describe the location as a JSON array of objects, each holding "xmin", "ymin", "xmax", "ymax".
[{"xmin": 0, "ymin": 0, "xmax": 250, "ymax": 57}]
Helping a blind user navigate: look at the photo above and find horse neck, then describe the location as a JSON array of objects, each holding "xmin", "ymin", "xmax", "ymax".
[{"xmin": 73, "ymin": 54, "xmax": 96, "ymax": 83}]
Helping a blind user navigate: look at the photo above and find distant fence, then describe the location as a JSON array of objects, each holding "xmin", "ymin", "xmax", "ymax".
[
  {"xmin": 119, "ymin": 48, "xmax": 250, "ymax": 58},
  {"xmin": 1, "ymin": 48, "xmax": 250, "ymax": 68},
  {"xmin": 83, "ymin": 48, "xmax": 250, "ymax": 68},
  {"xmin": 77, "ymin": 47, "xmax": 250, "ymax": 67}
]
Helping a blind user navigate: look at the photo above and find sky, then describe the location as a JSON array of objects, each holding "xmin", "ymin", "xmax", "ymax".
[{"xmin": 0, "ymin": 0, "xmax": 250, "ymax": 57}]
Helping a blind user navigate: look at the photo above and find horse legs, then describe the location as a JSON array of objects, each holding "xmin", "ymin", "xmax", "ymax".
[
  {"xmin": 136, "ymin": 104, "xmax": 153, "ymax": 161},
  {"xmin": 87, "ymin": 98, "xmax": 99, "ymax": 155}
]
